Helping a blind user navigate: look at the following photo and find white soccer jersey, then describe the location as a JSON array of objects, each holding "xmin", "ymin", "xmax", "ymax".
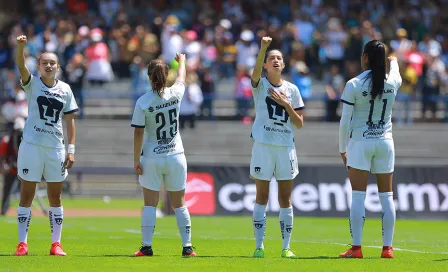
[
  {"xmin": 341, "ymin": 61, "xmax": 402, "ymax": 141},
  {"xmin": 21, "ymin": 75, "xmax": 78, "ymax": 149},
  {"xmin": 131, "ymin": 81, "xmax": 185, "ymax": 157},
  {"xmin": 251, "ymin": 77, "xmax": 304, "ymax": 147}
]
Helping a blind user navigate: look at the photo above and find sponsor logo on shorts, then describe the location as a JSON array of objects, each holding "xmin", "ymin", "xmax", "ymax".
[
  {"xmin": 185, "ymin": 173, "xmax": 216, "ymax": 215},
  {"xmin": 23, "ymin": 169, "xmax": 28, "ymax": 175}
]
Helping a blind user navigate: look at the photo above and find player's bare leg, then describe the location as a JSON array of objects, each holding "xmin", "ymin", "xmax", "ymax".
[
  {"xmin": 340, "ymin": 167, "xmax": 368, "ymax": 258},
  {"xmin": 278, "ymin": 180, "xmax": 296, "ymax": 258},
  {"xmin": 252, "ymin": 179, "xmax": 269, "ymax": 258},
  {"xmin": 377, "ymin": 172, "xmax": 395, "ymax": 258},
  {"xmin": 47, "ymin": 182, "xmax": 66, "ymax": 256},
  {"xmin": 169, "ymin": 190, "xmax": 196, "ymax": 257},
  {"xmin": 15, "ymin": 178, "xmax": 36, "ymax": 256}
]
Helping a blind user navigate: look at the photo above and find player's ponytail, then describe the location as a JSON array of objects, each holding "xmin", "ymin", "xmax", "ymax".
[
  {"xmin": 363, "ymin": 40, "xmax": 386, "ymax": 100},
  {"xmin": 147, "ymin": 60, "xmax": 169, "ymax": 97}
]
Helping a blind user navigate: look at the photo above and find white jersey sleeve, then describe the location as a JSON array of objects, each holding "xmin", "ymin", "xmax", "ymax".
[
  {"xmin": 63, "ymin": 87, "xmax": 79, "ymax": 114},
  {"xmin": 20, "ymin": 74, "xmax": 34, "ymax": 95},
  {"xmin": 387, "ymin": 60, "xmax": 402, "ymax": 90},
  {"xmin": 171, "ymin": 81, "xmax": 186, "ymax": 100},
  {"xmin": 131, "ymin": 101, "xmax": 146, "ymax": 128},
  {"xmin": 291, "ymin": 85, "xmax": 305, "ymax": 110},
  {"xmin": 340, "ymin": 80, "xmax": 356, "ymax": 106}
]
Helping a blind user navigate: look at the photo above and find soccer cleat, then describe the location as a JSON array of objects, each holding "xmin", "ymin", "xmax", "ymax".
[
  {"xmin": 281, "ymin": 248, "xmax": 297, "ymax": 258},
  {"xmin": 134, "ymin": 246, "xmax": 153, "ymax": 257},
  {"xmin": 339, "ymin": 245, "xmax": 363, "ymax": 258},
  {"xmin": 50, "ymin": 242, "xmax": 67, "ymax": 256},
  {"xmin": 253, "ymin": 248, "xmax": 264, "ymax": 258},
  {"xmin": 14, "ymin": 242, "xmax": 28, "ymax": 256},
  {"xmin": 381, "ymin": 246, "xmax": 394, "ymax": 258},
  {"xmin": 182, "ymin": 246, "xmax": 197, "ymax": 257}
]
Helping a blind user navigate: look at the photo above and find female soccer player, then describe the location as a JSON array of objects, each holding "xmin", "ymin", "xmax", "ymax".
[
  {"xmin": 250, "ymin": 37, "xmax": 304, "ymax": 258},
  {"xmin": 14, "ymin": 35, "xmax": 78, "ymax": 256},
  {"xmin": 131, "ymin": 53, "xmax": 196, "ymax": 257},
  {"xmin": 339, "ymin": 40, "xmax": 402, "ymax": 259}
]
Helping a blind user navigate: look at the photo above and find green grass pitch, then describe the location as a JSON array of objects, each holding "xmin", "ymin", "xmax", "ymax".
[{"xmin": 1, "ymin": 204, "xmax": 448, "ymax": 271}]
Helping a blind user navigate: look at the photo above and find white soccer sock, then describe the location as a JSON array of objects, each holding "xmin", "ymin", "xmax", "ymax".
[
  {"xmin": 253, "ymin": 203, "xmax": 267, "ymax": 249},
  {"xmin": 49, "ymin": 206, "xmax": 64, "ymax": 243},
  {"xmin": 379, "ymin": 192, "xmax": 396, "ymax": 247},
  {"xmin": 174, "ymin": 206, "xmax": 192, "ymax": 247},
  {"xmin": 142, "ymin": 206, "xmax": 157, "ymax": 246},
  {"xmin": 350, "ymin": 191, "xmax": 366, "ymax": 246},
  {"xmin": 279, "ymin": 206, "xmax": 293, "ymax": 250},
  {"xmin": 17, "ymin": 206, "xmax": 32, "ymax": 243}
]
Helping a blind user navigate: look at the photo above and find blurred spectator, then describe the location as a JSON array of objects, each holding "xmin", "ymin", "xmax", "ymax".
[
  {"xmin": 216, "ymin": 32, "xmax": 237, "ymax": 79},
  {"xmin": 390, "ymin": 28, "xmax": 412, "ymax": 61},
  {"xmin": 0, "ymin": 117, "xmax": 24, "ymax": 215},
  {"xmin": 0, "ymin": 36, "xmax": 11, "ymax": 70},
  {"xmin": 65, "ymin": 53, "xmax": 86, "ymax": 119},
  {"xmin": 161, "ymin": 17, "xmax": 183, "ymax": 63},
  {"xmin": 324, "ymin": 64, "xmax": 344, "ymax": 122},
  {"xmin": 183, "ymin": 30, "xmax": 201, "ymax": 69},
  {"xmin": 422, "ymin": 51, "xmax": 446, "ymax": 122},
  {"xmin": 180, "ymin": 72, "xmax": 203, "ymax": 130},
  {"xmin": 291, "ymin": 61, "xmax": 312, "ymax": 104},
  {"xmin": 396, "ymin": 60, "xmax": 418, "ymax": 125},
  {"xmin": 85, "ymin": 28, "xmax": 114, "ymax": 85},
  {"xmin": 322, "ymin": 18, "xmax": 347, "ymax": 72},
  {"xmin": 236, "ymin": 30, "xmax": 257, "ymax": 69},
  {"xmin": 235, "ymin": 65, "xmax": 253, "ymax": 124},
  {"xmin": 198, "ymin": 67, "xmax": 215, "ymax": 120},
  {"xmin": 130, "ymin": 55, "xmax": 150, "ymax": 105}
]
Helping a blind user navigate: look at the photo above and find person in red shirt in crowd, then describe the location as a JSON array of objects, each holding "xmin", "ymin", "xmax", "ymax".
[{"xmin": 0, "ymin": 118, "xmax": 25, "ymax": 215}]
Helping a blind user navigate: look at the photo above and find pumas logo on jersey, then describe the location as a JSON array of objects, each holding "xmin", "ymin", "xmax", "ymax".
[{"xmin": 362, "ymin": 91, "xmax": 369, "ymax": 97}]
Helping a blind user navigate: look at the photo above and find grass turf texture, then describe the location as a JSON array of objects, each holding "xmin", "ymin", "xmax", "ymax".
[
  {"xmin": 1, "ymin": 214, "xmax": 448, "ymax": 272},
  {"xmin": 9, "ymin": 197, "xmax": 145, "ymax": 210}
]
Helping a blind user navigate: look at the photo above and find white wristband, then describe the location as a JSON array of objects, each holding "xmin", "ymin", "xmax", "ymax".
[{"xmin": 67, "ymin": 144, "xmax": 75, "ymax": 154}]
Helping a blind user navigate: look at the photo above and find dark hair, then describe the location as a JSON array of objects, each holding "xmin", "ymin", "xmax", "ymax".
[
  {"xmin": 38, "ymin": 52, "xmax": 59, "ymax": 65},
  {"xmin": 362, "ymin": 40, "xmax": 386, "ymax": 100},
  {"xmin": 264, "ymin": 49, "xmax": 283, "ymax": 63},
  {"xmin": 147, "ymin": 59, "xmax": 169, "ymax": 97}
]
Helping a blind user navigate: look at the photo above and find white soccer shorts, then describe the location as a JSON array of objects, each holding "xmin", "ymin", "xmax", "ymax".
[
  {"xmin": 250, "ymin": 142, "xmax": 299, "ymax": 181},
  {"xmin": 347, "ymin": 139, "xmax": 395, "ymax": 174},
  {"xmin": 139, "ymin": 152, "xmax": 187, "ymax": 192},
  {"xmin": 17, "ymin": 141, "xmax": 68, "ymax": 182}
]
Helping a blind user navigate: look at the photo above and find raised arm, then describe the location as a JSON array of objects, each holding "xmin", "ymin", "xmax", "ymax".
[
  {"xmin": 15, "ymin": 35, "xmax": 31, "ymax": 84},
  {"xmin": 251, "ymin": 36, "xmax": 272, "ymax": 87},
  {"xmin": 175, "ymin": 53, "xmax": 186, "ymax": 83},
  {"xmin": 388, "ymin": 56, "xmax": 402, "ymax": 87}
]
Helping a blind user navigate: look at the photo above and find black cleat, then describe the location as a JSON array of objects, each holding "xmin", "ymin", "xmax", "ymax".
[
  {"xmin": 134, "ymin": 246, "xmax": 153, "ymax": 257},
  {"xmin": 182, "ymin": 246, "xmax": 197, "ymax": 257}
]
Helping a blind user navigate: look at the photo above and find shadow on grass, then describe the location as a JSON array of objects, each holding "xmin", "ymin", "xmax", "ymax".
[{"xmin": 434, "ymin": 259, "xmax": 448, "ymax": 262}]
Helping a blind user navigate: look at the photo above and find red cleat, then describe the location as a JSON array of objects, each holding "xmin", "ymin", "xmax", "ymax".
[
  {"xmin": 381, "ymin": 246, "xmax": 394, "ymax": 258},
  {"xmin": 134, "ymin": 246, "xmax": 153, "ymax": 257},
  {"xmin": 339, "ymin": 246, "xmax": 363, "ymax": 258},
  {"xmin": 50, "ymin": 242, "xmax": 67, "ymax": 256},
  {"xmin": 14, "ymin": 242, "xmax": 28, "ymax": 256}
]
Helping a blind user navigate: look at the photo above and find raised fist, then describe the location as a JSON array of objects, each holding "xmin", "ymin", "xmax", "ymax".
[
  {"xmin": 261, "ymin": 36, "xmax": 272, "ymax": 48},
  {"xmin": 16, "ymin": 35, "xmax": 27, "ymax": 45}
]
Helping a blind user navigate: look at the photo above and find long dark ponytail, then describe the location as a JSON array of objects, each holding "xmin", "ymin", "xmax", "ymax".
[{"xmin": 362, "ymin": 40, "xmax": 386, "ymax": 100}]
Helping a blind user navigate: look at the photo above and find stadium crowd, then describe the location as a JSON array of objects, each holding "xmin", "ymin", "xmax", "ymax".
[{"xmin": 0, "ymin": 0, "xmax": 447, "ymax": 124}]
